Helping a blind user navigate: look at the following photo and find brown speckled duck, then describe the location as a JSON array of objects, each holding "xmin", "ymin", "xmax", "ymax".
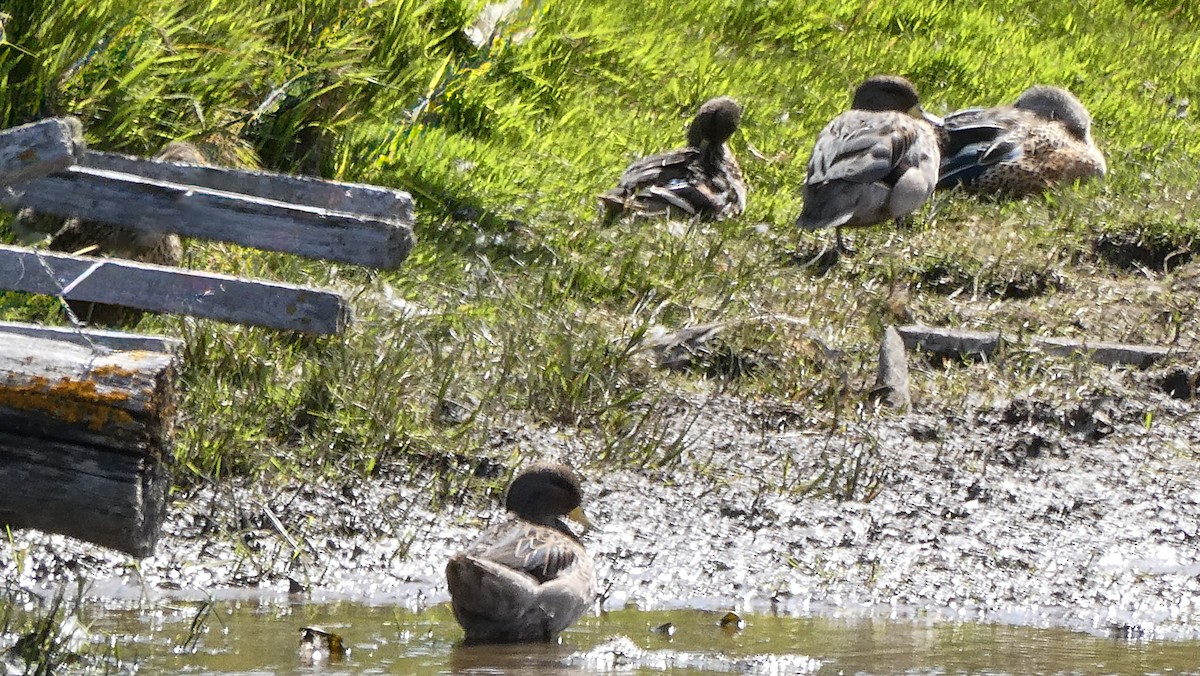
[
  {"xmin": 599, "ymin": 97, "xmax": 746, "ymax": 221},
  {"xmin": 445, "ymin": 462, "xmax": 596, "ymax": 644},
  {"xmin": 48, "ymin": 141, "xmax": 204, "ymax": 267},
  {"xmin": 797, "ymin": 75, "xmax": 943, "ymax": 257},
  {"xmin": 937, "ymin": 85, "xmax": 1106, "ymax": 196}
]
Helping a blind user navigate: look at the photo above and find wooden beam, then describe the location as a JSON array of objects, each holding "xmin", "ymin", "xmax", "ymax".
[
  {"xmin": 1, "ymin": 166, "xmax": 414, "ymax": 269},
  {"xmin": 0, "ymin": 322, "xmax": 177, "ymax": 557},
  {"xmin": 0, "ymin": 432, "xmax": 167, "ymax": 557},
  {"xmin": 0, "ymin": 320, "xmax": 183, "ymax": 354},
  {"xmin": 82, "ymin": 150, "xmax": 413, "ymax": 222},
  {"xmin": 897, "ymin": 325, "xmax": 1189, "ymax": 368},
  {"xmin": 1034, "ymin": 337, "xmax": 1177, "ymax": 368},
  {"xmin": 0, "ymin": 117, "xmax": 84, "ymax": 186},
  {"xmin": 896, "ymin": 325, "xmax": 1002, "ymax": 360},
  {"xmin": 0, "ymin": 330, "xmax": 177, "ymax": 452},
  {"xmin": 0, "ymin": 245, "xmax": 351, "ymax": 335}
]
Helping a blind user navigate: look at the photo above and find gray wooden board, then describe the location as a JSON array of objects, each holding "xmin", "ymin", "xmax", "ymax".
[
  {"xmin": 896, "ymin": 325, "xmax": 1002, "ymax": 360},
  {"xmin": 82, "ymin": 150, "xmax": 414, "ymax": 222},
  {"xmin": 0, "ymin": 319, "xmax": 183, "ymax": 354},
  {"xmin": 1, "ymin": 166, "xmax": 413, "ymax": 269},
  {"xmin": 1035, "ymin": 337, "xmax": 1177, "ymax": 368},
  {"xmin": 0, "ymin": 245, "xmax": 350, "ymax": 334},
  {"xmin": 0, "ymin": 329, "xmax": 176, "ymax": 452},
  {"xmin": 0, "ymin": 431, "xmax": 167, "ymax": 557},
  {"xmin": 897, "ymin": 325, "xmax": 1185, "ymax": 369},
  {"xmin": 0, "ymin": 117, "xmax": 84, "ymax": 186}
]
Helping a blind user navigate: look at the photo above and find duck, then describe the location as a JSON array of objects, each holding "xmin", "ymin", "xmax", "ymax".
[
  {"xmin": 797, "ymin": 75, "xmax": 943, "ymax": 258},
  {"xmin": 599, "ymin": 96, "xmax": 746, "ymax": 221},
  {"xmin": 445, "ymin": 462, "xmax": 596, "ymax": 644},
  {"xmin": 937, "ymin": 85, "xmax": 1106, "ymax": 196}
]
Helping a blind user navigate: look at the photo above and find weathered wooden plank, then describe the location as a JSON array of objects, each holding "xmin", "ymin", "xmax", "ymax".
[
  {"xmin": 896, "ymin": 325, "xmax": 1186, "ymax": 368},
  {"xmin": 0, "ymin": 330, "xmax": 177, "ymax": 453},
  {"xmin": 0, "ymin": 431, "xmax": 167, "ymax": 557},
  {"xmin": 0, "ymin": 319, "xmax": 183, "ymax": 354},
  {"xmin": 896, "ymin": 325, "xmax": 1002, "ymax": 360},
  {"xmin": 82, "ymin": 149, "xmax": 413, "ymax": 222},
  {"xmin": 1035, "ymin": 337, "xmax": 1177, "ymax": 368},
  {"xmin": 0, "ymin": 117, "xmax": 84, "ymax": 186},
  {"xmin": 0, "ymin": 245, "xmax": 350, "ymax": 334},
  {"xmin": 1, "ymin": 166, "xmax": 413, "ymax": 269}
]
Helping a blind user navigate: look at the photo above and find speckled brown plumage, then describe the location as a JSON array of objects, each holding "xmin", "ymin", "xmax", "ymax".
[
  {"xmin": 600, "ymin": 97, "xmax": 746, "ymax": 222},
  {"xmin": 938, "ymin": 85, "xmax": 1106, "ymax": 197}
]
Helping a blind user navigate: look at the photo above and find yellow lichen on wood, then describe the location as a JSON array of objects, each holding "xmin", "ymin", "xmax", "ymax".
[
  {"xmin": 0, "ymin": 375, "xmax": 139, "ymax": 431},
  {"xmin": 89, "ymin": 363, "xmax": 141, "ymax": 379}
]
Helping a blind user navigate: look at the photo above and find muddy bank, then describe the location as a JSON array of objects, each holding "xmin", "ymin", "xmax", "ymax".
[{"xmin": 3, "ymin": 366, "xmax": 1200, "ymax": 639}]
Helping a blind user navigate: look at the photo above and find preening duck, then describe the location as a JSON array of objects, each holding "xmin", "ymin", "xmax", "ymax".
[{"xmin": 600, "ymin": 96, "xmax": 747, "ymax": 221}]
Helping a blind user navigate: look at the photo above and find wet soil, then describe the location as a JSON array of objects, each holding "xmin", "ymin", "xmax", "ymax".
[{"xmin": 4, "ymin": 358, "xmax": 1200, "ymax": 641}]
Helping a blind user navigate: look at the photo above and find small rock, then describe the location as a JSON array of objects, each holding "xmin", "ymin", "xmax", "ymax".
[{"xmin": 870, "ymin": 326, "xmax": 911, "ymax": 411}]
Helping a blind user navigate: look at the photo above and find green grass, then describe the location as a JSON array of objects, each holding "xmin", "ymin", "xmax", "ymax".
[{"xmin": 1, "ymin": 0, "xmax": 1200, "ymax": 490}]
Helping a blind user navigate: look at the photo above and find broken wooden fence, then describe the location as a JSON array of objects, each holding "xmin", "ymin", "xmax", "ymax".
[{"xmin": 0, "ymin": 117, "xmax": 416, "ymax": 556}]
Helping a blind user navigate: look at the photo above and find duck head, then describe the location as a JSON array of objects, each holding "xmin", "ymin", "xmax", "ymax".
[
  {"xmin": 852, "ymin": 75, "xmax": 943, "ymax": 127},
  {"xmin": 1014, "ymin": 85, "xmax": 1094, "ymax": 142},
  {"xmin": 686, "ymin": 96, "xmax": 743, "ymax": 148},
  {"xmin": 505, "ymin": 462, "xmax": 593, "ymax": 530}
]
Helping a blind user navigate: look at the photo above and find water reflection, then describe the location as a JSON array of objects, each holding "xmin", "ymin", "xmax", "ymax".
[
  {"xmin": 449, "ymin": 641, "xmax": 578, "ymax": 675},
  {"xmin": 79, "ymin": 601, "xmax": 1200, "ymax": 674}
]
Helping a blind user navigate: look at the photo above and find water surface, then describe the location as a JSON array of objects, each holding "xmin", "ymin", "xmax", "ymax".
[{"xmin": 83, "ymin": 600, "xmax": 1200, "ymax": 674}]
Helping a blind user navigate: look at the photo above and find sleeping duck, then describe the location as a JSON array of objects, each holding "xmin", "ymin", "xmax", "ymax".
[
  {"xmin": 937, "ymin": 85, "xmax": 1106, "ymax": 196},
  {"xmin": 445, "ymin": 462, "xmax": 596, "ymax": 644},
  {"xmin": 600, "ymin": 96, "xmax": 746, "ymax": 221}
]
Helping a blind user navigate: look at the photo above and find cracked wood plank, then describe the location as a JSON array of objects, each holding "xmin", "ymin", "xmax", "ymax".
[
  {"xmin": 1, "ymin": 165, "xmax": 413, "ymax": 269},
  {"xmin": 0, "ymin": 431, "xmax": 168, "ymax": 557},
  {"xmin": 0, "ymin": 329, "xmax": 176, "ymax": 556},
  {"xmin": 0, "ymin": 320, "xmax": 183, "ymax": 354},
  {"xmin": 81, "ymin": 149, "xmax": 412, "ymax": 222},
  {"xmin": 0, "ymin": 244, "xmax": 350, "ymax": 334},
  {"xmin": 897, "ymin": 324, "xmax": 1187, "ymax": 368}
]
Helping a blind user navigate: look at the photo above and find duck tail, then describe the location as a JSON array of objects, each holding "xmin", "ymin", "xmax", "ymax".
[{"xmin": 796, "ymin": 201, "xmax": 855, "ymax": 231}]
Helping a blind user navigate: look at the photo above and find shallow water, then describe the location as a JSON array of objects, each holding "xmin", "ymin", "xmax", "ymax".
[{"xmin": 82, "ymin": 600, "xmax": 1200, "ymax": 674}]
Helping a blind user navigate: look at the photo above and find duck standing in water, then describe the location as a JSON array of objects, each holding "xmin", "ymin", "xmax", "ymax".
[
  {"xmin": 599, "ymin": 96, "xmax": 747, "ymax": 221},
  {"xmin": 937, "ymin": 85, "xmax": 1106, "ymax": 196},
  {"xmin": 797, "ymin": 75, "xmax": 943, "ymax": 259},
  {"xmin": 446, "ymin": 462, "xmax": 596, "ymax": 643}
]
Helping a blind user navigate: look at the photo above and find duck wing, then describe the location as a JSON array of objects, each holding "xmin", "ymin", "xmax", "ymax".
[
  {"xmin": 601, "ymin": 146, "xmax": 742, "ymax": 219},
  {"xmin": 807, "ymin": 111, "xmax": 921, "ymax": 188},
  {"xmin": 464, "ymin": 519, "xmax": 583, "ymax": 584},
  {"xmin": 937, "ymin": 107, "xmax": 1028, "ymax": 189}
]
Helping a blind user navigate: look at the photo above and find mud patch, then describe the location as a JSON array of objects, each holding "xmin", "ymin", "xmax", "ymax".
[
  {"xmin": 1158, "ymin": 368, "xmax": 1199, "ymax": 400},
  {"xmin": 997, "ymin": 396, "xmax": 1121, "ymax": 441},
  {"xmin": 5, "ymin": 379, "xmax": 1200, "ymax": 640},
  {"xmin": 1091, "ymin": 229, "xmax": 1194, "ymax": 272}
]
